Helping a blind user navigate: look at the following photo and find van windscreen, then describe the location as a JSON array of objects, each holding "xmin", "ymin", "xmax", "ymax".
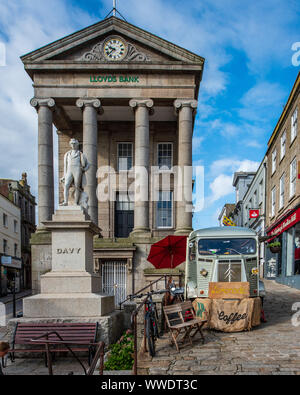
[{"xmin": 198, "ymin": 238, "xmax": 256, "ymax": 256}]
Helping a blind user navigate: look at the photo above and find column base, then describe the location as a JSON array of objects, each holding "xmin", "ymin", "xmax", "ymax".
[
  {"xmin": 36, "ymin": 224, "xmax": 51, "ymax": 233},
  {"xmin": 174, "ymin": 227, "xmax": 193, "ymax": 236},
  {"xmin": 130, "ymin": 228, "xmax": 152, "ymax": 238}
]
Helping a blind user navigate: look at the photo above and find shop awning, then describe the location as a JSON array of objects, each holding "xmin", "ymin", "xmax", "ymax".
[
  {"xmin": 1, "ymin": 256, "xmax": 22, "ymax": 269},
  {"xmin": 267, "ymin": 207, "xmax": 300, "ymax": 239}
]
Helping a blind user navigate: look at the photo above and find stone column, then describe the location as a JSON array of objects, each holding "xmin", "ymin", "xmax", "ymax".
[
  {"xmin": 76, "ymin": 98, "xmax": 101, "ymax": 225},
  {"xmin": 174, "ymin": 99, "xmax": 198, "ymax": 235},
  {"xmin": 30, "ymin": 98, "xmax": 55, "ymax": 228},
  {"xmin": 129, "ymin": 99, "xmax": 154, "ymax": 235}
]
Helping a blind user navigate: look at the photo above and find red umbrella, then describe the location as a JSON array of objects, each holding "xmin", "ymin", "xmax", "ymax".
[{"xmin": 147, "ymin": 235, "xmax": 187, "ymax": 269}]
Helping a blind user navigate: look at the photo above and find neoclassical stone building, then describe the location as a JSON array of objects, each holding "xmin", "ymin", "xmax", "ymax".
[{"xmin": 23, "ymin": 16, "xmax": 204, "ymax": 304}]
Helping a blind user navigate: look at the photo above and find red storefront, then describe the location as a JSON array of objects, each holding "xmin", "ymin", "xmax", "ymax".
[{"xmin": 266, "ymin": 206, "xmax": 300, "ymax": 288}]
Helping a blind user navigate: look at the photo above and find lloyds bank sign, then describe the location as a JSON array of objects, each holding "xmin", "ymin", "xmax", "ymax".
[{"xmin": 90, "ymin": 75, "xmax": 140, "ymax": 83}]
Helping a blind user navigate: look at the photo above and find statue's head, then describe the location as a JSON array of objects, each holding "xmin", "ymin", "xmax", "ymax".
[{"xmin": 69, "ymin": 138, "xmax": 80, "ymax": 150}]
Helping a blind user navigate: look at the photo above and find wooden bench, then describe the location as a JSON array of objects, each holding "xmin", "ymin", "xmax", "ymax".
[
  {"xmin": 0, "ymin": 342, "xmax": 9, "ymax": 375},
  {"xmin": 163, "ymin": 301, "xmax": 207, "ymax": 352},
  {"xmin": 9, "ymin": 323, "xmax": 99, "ymax": 366}
]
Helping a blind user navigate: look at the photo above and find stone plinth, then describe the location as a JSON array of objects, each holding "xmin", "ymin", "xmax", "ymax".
[
  {"xmin": 23, "ymin": 293, "xmax": 114, "ymax": 318},
  {"xmin": 23, "ymin": 206, "xmax": 114, "ymax": 319},
  {"xmin": 46, "ymin": 206, "xmax": 97, "ymax": 273}
]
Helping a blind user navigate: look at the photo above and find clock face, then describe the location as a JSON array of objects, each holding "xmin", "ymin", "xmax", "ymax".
[{"xmin": 103, "ymin": 37, "xmax": 127, "ymax": 61}]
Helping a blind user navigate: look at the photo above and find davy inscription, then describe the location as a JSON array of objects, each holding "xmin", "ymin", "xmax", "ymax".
[{"xmin": 56, "ymin": 248, "xmax": 81, "ymax": 255}]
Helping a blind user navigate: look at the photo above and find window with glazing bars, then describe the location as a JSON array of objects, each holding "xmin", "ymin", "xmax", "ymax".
[
  {"xmin": 157, "ymin": 191, "xmax": 173, "ymax": 228},
  {"xmin": 271, "ymin": 187, "xmax": 276, "ymax": 217},
  {"xmin": 290, "ymin": 157, "xmax": 297, "ymax": 197},
  {"xmin": 280, "ymin": 131, "xmax": 286, "ymax": 160},
  {"xmin": 279, "ymin": 174, "xmax": 285, "ymax": 209},
  {"xmin": 118, "ymin": 143, "xmax": 133, "ymax": 171},
  {"xmin": 291, "ymin": 108, "xmax": 298, "ymax": 142},
  {"xmin": 272, "ymin": 149, "xmax": 277, "ymax": 174},
  {"xmin": 116, "ymin": 192, "xmax": 134, "ymax": 211},
  {"xmin": 158, "ymin": 143, "xmax": 172, "ymax": 170}
]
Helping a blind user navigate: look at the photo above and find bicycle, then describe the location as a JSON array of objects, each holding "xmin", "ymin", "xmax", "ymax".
[
  {"xmin": 129, "ymin": 289, "xmax": 164, "ymax": 357},
  {"xmin": 129, "ymin": 286, "xmax": 184, "ymax": 357}
]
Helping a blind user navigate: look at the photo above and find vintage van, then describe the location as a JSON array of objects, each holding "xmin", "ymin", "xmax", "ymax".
[{"xmin": 185, "ymin": 227, "xmax": 264, "ymax": 299}]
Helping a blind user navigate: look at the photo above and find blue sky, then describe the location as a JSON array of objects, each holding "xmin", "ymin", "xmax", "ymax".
[{"xmin": 0, "ymin": 0, "xmax": 299, "ymax": 228}]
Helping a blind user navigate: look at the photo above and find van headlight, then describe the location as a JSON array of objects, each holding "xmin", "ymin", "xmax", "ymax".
[{"xmin": 187, "ymin": 281, "xmax": 197, "ymax": 298}]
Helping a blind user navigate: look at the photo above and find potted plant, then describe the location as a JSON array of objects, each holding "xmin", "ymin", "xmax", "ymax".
[{"xmin": 267, "ymin": 241, "xmax": 281, "ymax": 254}]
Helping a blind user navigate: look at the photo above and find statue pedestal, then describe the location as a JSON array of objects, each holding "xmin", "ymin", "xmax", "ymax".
[{"xmin": 23, "ymin": 206, "xmax": 114, "ymax": 318}]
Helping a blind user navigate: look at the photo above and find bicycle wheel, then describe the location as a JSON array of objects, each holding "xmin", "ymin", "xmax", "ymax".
[
  {"xmin": 151, "ymin": 303, "xmax": 160, "ymax": 339},
  {"xmin": 153, "ymin": 311, "xmax": 160, "ymax": 339},
  {"xmin": 145, "ymin": 316, "xmax": 156, "ymax": 357}
]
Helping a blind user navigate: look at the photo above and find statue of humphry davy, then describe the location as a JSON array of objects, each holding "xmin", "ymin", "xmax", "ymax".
[{"xmin": 60, "ymin": 138, "xmax": 90, "ymax": 209}]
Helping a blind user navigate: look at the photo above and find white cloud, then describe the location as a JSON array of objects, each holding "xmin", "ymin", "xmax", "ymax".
[
  {"xmin": 0, "ymin": 0, "xmax": 298, "ymax": 228},
  {"xmin": 210, "ymin": 159, "xmax": 260, "ymax": 177},
  {"xmin": 209, "ymin": 174, "xmax": 234, "ymax": 202},
  {"xmin": 0, "ymin": 1, "xmax": 92, "ymax": 202},
  {"xmin": 236, "ymin": 160, "xmax": 260, "ymax": 172},
  {"xmin": 239, "ymin": 82, "xmax": 287, "ymax": 121},
  {"xmin": 246, "ymin": 140, "xmax": 263, "ymax": 149},
  {"xmin": 111, "ymin": 0, "xmax": 299, "ymax": 93},
  {"xmin": 207, "ymin": 158, "xmax": 260, "ymax": 203}
]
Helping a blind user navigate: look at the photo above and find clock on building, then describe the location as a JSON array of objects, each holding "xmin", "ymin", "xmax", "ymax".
[{"xmin": 103, "ymin": 36, "xmax": 127, "ymax": 61}]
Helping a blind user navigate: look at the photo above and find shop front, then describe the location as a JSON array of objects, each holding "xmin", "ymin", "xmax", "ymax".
[
  {"xmin": 266, "ymin": 206, "xmax": 300, "ymax": 289},
  {"xmin": 0, "ymin": 255, "xmax": 22, "ymax": 296}
]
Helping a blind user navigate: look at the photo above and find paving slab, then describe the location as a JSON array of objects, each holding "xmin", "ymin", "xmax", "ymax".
[
  {"xmin": 2, "ymin": 280, "xmax": 300, "ymax": 375},
  {"xmin": 136, "ymin": 280, "xmax": 300, "ymax": 375}
]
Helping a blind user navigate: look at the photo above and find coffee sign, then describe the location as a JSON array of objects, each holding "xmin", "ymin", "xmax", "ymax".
[{"xmin": 208, "ymin": 282, "xmax": 250, "ymax": 299}]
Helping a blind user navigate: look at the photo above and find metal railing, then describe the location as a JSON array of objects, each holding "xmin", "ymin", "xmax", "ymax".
[
  {"xmin": 125, "ymin": 275, "xmax": 172, "ymax": 375},
  {"xmin": 30, "ymin": 331, "xmax": 105, "ymax": 376},
  {"xmin": 131, "ymin": 294, "xmax": 150, "ymax": 375},
  {"xmin": 119, "ymin": 275, "xmax": 169, "ymax": 310},
  {"xmin": 119, "ymin": 274, "xmax": 185, "ymax": 375}
]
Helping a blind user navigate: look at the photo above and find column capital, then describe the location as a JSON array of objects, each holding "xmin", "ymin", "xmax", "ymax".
[
  {"xmin": 76, "ymin": 98, "xmax": 102, "ymax": 112},
  {"xmin": 129, "ymin": 99, "xmax": 154, "ymax": 114},
  {"xmin": 30, "ymin": 98, "xmax": 56, "ymax": 111},
  {"xmin": 174, "ymin": 99, "xmax": 198, "ymax": 114}
]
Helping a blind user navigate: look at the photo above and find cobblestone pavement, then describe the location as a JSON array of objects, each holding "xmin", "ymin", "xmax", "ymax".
[
  {"xmin": 138, "ymin": 280, "xmax": 300, "ymax": 375},
  {"xmin": 1, "ymin": 357, "xmax": 132, "ymax": 375},
  {"xmin": 1, "ymin": 280, "xmax": 300, "ymax": 375}
]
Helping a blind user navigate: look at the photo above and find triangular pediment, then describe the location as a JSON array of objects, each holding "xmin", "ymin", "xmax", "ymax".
[{"xmin": 21, "ymin": 17, "xmax": 204, "ymax": 66}]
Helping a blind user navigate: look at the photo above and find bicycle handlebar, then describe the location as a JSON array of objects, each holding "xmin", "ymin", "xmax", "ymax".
[
  {"xmin": 129, "ymin": 289, "xmax": 168, "ymax": 300},
  {"xmin": 129, "ymin": 287, "xmax": 183, "ymax": 301}
]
